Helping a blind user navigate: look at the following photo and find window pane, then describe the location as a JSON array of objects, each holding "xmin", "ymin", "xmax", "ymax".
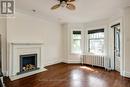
[
  {"xmin": 88, "ymin": 32, "xmax": 104, "ymax": 55},
  {"xmin": 115, "ymin": 30, "xmax": 120, "ymax": 57},
  {"xmin": 72, "ymin": 31, "xmax": 81, "ymax": 53},
  {"xmin": 72, "ymin": 39, "xmax": 81, "ymax": 53},
  {"xmin": 73, "ymin": 34, "xmax": 81, "ymax": 39}
]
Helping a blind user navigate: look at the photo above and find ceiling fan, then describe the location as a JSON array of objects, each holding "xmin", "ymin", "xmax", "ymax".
[{"xmin": 51, "ymin": 0, "xmax": 76, "ymax": 10}]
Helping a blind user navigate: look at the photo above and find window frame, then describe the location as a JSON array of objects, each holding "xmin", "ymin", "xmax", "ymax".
[
  {"xmin": 71, "ymin": 29, "xmax": 83, "ymax": 54},
  {"xmin": 87, "ymin": 29, "xmax": 105, "ymax": 55}
]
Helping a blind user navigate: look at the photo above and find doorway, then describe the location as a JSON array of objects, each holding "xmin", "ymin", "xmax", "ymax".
[{"xmin": 111, "ymin": 23, "xmax": 120, "ymax": 72}]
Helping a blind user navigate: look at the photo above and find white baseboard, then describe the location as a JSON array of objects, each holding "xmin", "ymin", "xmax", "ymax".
[
  {"xmin": 45, "ymin": 60, "xmax": 62, "ymax": 66},
  {"xmin": 67, "ymin": 60, "xmax": 80, "ymax": 64},
  {"xmin": 122, "ymin": 71, "xmax": 130, "ymax": 78},
  {"xmin": 62, "ymin": 59, "xmax": 68, "ymax": 63},
  {"xmin": 9, "ymin": 68, "xmax": 47, "ymax": 81}
]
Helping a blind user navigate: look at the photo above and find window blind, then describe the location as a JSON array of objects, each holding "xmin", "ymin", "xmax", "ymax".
[
  {"xmin": 88, "ymin": 29, "xmax": 104, "ymax": 34},
  {"xmin": 73, "ymin": 31, "xmax": 81, "ymax": 34}
]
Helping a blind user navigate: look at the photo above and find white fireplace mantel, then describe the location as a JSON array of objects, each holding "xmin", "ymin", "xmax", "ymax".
[{"xmin": 8, "ymin": 42, "xmax": 47, "ymax": 81}]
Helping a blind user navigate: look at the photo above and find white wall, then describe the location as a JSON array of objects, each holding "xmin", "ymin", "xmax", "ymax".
[
  {"xmin": 0, "ymin": 18, "xmax": 7, "ymax": 75},
  {"xmin": 62, "ymin": 24, "xmax": 68, "ymax": 63},
  {"xmin": 123, "ymin": 6, "xmax": 130, "ymax": 77},
  {"xmin": 63, "ymin": 23, "xmax": 86, "ymax": 63},
  {"xmin": 6, "ymin": 12, "xmax": 63, "ymax": 70}
]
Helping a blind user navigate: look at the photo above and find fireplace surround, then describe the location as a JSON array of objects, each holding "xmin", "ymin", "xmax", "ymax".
[{"xmin": 8, "ymin": 43, "xmax": 47, "ymax": 80}]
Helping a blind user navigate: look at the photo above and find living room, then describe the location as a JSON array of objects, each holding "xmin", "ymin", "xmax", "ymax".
[{"xmin": 0, "ymin": 0, "xmax": 130, "ymax": 87}]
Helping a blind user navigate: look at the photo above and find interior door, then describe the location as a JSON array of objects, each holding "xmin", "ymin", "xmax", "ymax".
[{"xmin": 114, "ymin": 24, "xmax": 120, "ymax": 72}]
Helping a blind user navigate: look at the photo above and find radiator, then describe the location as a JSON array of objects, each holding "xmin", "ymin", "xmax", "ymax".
[{"xmin": 81, "ymin": 55, "xmax": 104, "ymax": 67}]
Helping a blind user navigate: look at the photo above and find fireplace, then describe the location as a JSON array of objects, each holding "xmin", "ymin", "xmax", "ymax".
[
  {"xmin": 9, "ymin": 43, "xmax": 47, "ymax": 80},
  {"xmin": 19, "ymin": 54, "xmax": 37, "ymax": 73}
]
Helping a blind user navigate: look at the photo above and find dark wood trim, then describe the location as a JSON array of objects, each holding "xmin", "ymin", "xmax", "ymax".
[
  {"xmin": 111, "ymin": 23, "xmax": 120, "ymax": 28},
  {"xmin": 88, "ymin": 28, "xmax": 104, "ymax": 34}
]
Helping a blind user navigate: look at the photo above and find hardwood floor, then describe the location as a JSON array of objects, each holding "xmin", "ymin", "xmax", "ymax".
[{"xmin": 4, "ymin": 63, "xmax": 130, "ymax": 87}]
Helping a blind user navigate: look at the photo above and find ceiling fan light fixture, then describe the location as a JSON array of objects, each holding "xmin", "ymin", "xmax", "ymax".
[
  {"xmin": 60, "ymin": 1, "xmax": 66, "ymax": 7},
  {"xmin": 51, "ymin": 0, "xmax": 76, "ymax": 10}
]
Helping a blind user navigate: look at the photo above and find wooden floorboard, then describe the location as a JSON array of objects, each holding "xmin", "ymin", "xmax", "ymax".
[{"xmin": 4, "ymin": 63, "xmax": 130, "ymax": 87}]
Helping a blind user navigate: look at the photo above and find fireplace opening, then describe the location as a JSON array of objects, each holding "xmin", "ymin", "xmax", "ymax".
[{"xmin": 20, "ymin": 54, "xmax": 37, "ymax": 73}]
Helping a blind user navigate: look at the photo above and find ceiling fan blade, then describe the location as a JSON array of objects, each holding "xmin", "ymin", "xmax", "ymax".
[
  {"xmin": 67, "ymin": 0, "xmax": 75, "ymax": 2},
  {"xmin": 66, "ymin": 3, "xmax": 76, "ymax": 10},
  {"xmin": 51, "ymin": 4, "xmax": 60, "ymax": 10}
]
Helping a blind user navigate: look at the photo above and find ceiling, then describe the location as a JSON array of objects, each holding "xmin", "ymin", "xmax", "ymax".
[{"xmin": 16, "ymin": 0, "xmax": 130, "ymax": 23}]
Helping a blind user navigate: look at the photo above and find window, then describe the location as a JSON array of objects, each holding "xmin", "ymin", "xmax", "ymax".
[
  {"xmin": 88, "ymin": 29, "xmax": 104, "ymax": 55},
  {"xmin": 72, "ymin": 30, "xmax": 81, "ymax": 54},
  {"xmin": 115, "ymin": 28, "xmax": 120, "ymax": 57}
]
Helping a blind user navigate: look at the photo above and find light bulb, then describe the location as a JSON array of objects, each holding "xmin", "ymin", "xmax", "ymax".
[{"xmin": 61, "ymin": 1, "xmax": 66, "ymax": 7}]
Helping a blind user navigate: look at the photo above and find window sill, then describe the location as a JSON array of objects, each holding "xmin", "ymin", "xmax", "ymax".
[{"xmin": 87, "ymin": 52, "xmax": 104, "ymax": 56}]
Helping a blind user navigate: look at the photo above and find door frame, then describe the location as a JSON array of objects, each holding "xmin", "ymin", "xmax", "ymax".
[
  {"xmin": 109, "ymin": 17, "xmax": 124, "ymax": 76},
  {"xmin": 111, "ymin": 23, "xmax": 120, "ymax": 70}
]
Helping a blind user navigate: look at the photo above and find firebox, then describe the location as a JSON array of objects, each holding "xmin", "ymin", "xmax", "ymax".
[{"xmin": 20, "ymin": 54, "xmax": 37, "ymax": 72}]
